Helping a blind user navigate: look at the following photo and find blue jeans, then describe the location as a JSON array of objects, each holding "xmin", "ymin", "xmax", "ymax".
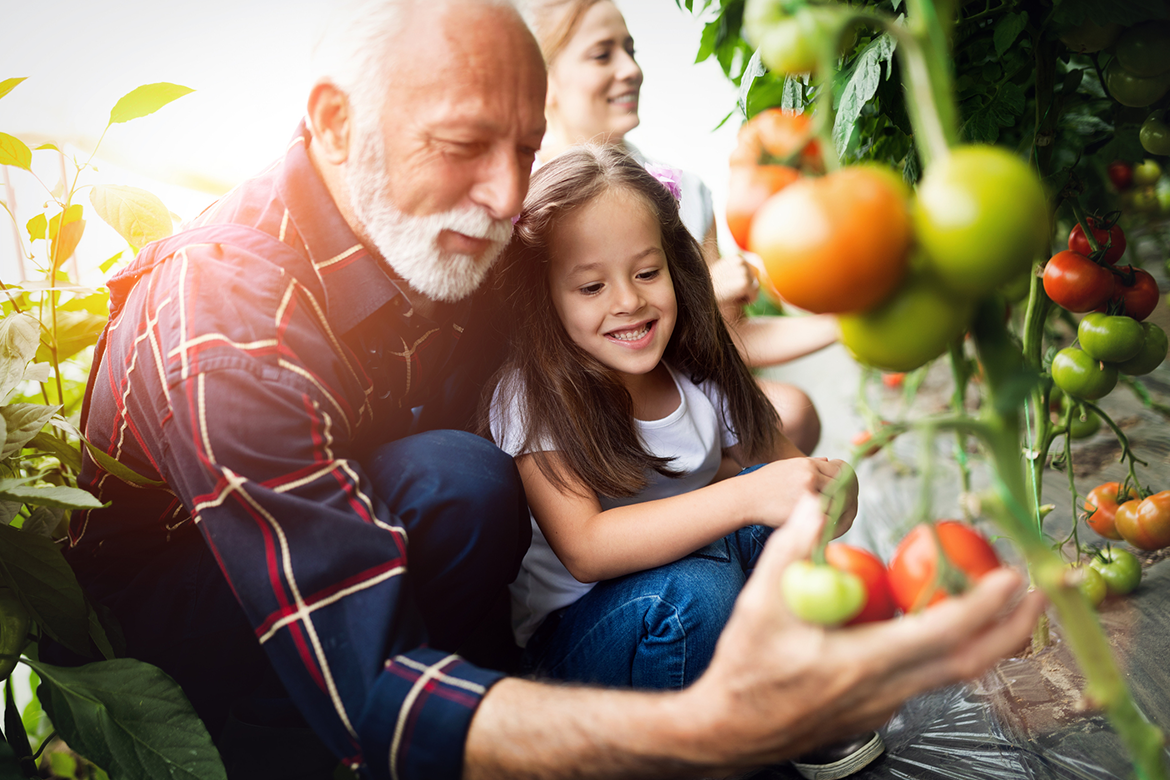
[{"xmin": 521, "ymin": 514, "xmax": 771, "ymax": 691}]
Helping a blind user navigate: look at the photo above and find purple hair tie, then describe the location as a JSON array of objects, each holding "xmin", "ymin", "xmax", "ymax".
[{"xmin": 644, "ymin": 163, "xmax": 682, "ymax": 201}]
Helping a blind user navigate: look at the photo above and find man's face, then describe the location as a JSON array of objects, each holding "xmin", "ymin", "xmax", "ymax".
[{"xmin": 346, "ymin": 3, "xmax": 547, "ymax": 303}]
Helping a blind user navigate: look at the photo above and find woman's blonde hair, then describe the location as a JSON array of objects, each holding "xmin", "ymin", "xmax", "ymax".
[{"xmin": 521, "ymin": 0, "xmax": 605, "ymax": 63}]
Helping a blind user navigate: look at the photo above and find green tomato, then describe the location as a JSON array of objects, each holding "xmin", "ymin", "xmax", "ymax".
[
  {"xmin": 838, "ymin": 271, "xmax": 974, "ymax": 372},
  {"xmin": 1141, "ymin": 114, "xmax": 1170, "ymax": 157},
  {"xmin": 782, "ymin": 560, "xmax": 866, "ymax": 626},
  {"xmin": 1105, "ymin": 60, "xmax": 1170, "ymax": 108},
  {"xmin": 1090, "ymin": 548, "xmax": 1142, "ymax": 596},
  {"xmin": 913, "ymin": 146, "xmax": 1049, "ymax": 298},
  {"xmin": 757, "ymin": 16, "xmax": 819, "ymax": 74},
  {"xmin": 998, "ymin": 269, "xmax": 1034, "ymax": 304},
  {"xmin": 1118, "ymin": 322, "xmax": 1169, "ymax": 375},
  {"xmin": 1078, "ymin": 312, "xmax": 1146, "ymax": 363},
  {"xmin": 1051, "ymin": 347, "xmax": 1119, "ymax": 400},
  {"xmin": 1071, "ymin": 564, "xmax": 1107, "ymax": 607},
  {"xmin": 1068, "ymin": 409, "xmax": 1101, "ymax": 440},
  {"xmin": 1114, "ymin": 22, "xmax": 1170, "ymax": 78},
  {"xmin": 1133, "ymin": 159, "xmax": 1163, "ymax": 186},
  {"xmin": 0, "ymin": 588, "xmax": 30, "ymax": 680}
]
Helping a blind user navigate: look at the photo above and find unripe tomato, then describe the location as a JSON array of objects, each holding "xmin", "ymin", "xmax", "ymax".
[
  {"xmin": 1133, "ymin": 159, "xmax": 1163, "ymax": 186},
  {"xmin": 1042, "ymin": 250, "xmax": 1115, "ymax": 312},
  {"xmin": 1114, "ymin": 22, "xmax": 1170, "ymax": 78},
  {"xmin": 1067, "ymin": 409, "xmax": 1101, "ymax": 439},
  {"xmin": 1084, "ymin": 481, "xmax": 1138, "ymax": 540},
  {"xmin": 1140, "ymin": 114, "xmax": 1170, "ymax": 157},
  {"xmin": 824, "ymin": 543, "xmax": 898, "ymax": 624},
  {"xmin": 1069, "ymin": 564, "xmax": 1107, "ymax": 607},
  {"xmin": 1118, "ymin": 322, "xmax": 1169, "ymax": 375},
  {"xmin": 1104, "ymin": 267, "xmax": 1159, "ymax": 321},
  {"xmin": 1068, "ymin": 219, "xmax": 1126, "ymax": 265},
  {"xmin": 1090, "ymin": 548, "xmax": 1142, "ymax": 596},
  {"xmin": 1051, "ymin": 347, "xmax": 1118, "ymax": 400},
  {"xmin": 781, "ymin": 560, "xmax": 866, "ymax": 626},
  {"xmin": 1115, "ymin": 491, "xmax": 1170, "ymax": 550},
  {"xmin": 1105, "ymin": 60, "xmax": 1170, "ymax": 108},
  {"xmin": 888, "ymin": 521, "xmax": 1001, "ymax": 613},
  {"xmin": 838, "ymin": 270, "xmax": 973, "ymax": 372},
  {"xmin": 914, "ymin": 146, "xmax": 1049, "ymax": 298},
  {"xmin": 1077, "ymin": 312, "xmax": 1146, "ymax": 363},
  {"xmin": 750, "ymin": 165, "xmax": 912, "ymax": 314},
  {"xmin": 1058, "ymin": 19, "xmax": 1121, "ymax": 54}
]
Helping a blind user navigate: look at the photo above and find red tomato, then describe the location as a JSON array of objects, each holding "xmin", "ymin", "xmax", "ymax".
[
  {"xmin": 1107, "ymin": 161, "xmax": 1134, "ymax": 191},
  {"xmin": 726, "ymin": 165, "xmax": 801, "ymax": 250},
  {"xmin": 1084, "ymin": 482, "xmax": 1137, "ymax": 540},
  {"xmin": 1103, "ymin": 267, "xmax": 1159, "ymax": 321},
  {"xmin": 730, "ymin": 108, "xmax": 824, "ymax": 172},
  {"xmin": 824, "ymin": 543, "xmax": 898, "ymax": 624},
  {"xmin": 881, "ymin": 372, "xmax": 906, "ymax": 388},
  {"xmin": 1115, "ymin": 491, "xmax": 1170, "ymax": 550},
  {"xmin": 1068, "ymin": 219, "xmax": 1126, "ymax": 265},
  {"xmin": 749, "ymin": 166, "xmax": 912, "ymax": 314},
  {"xmin": 1042, "ymin": 250, "xmax": 1115, "ymax": 312},
  {"xmin": 887, "ymin": 521, "xmax": 1001, "ymax": 613}
]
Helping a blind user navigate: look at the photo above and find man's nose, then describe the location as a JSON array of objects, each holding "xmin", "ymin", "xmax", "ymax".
[{"xmin": 470, "ymin": 146, "xmax": 528, "ymax": 220}]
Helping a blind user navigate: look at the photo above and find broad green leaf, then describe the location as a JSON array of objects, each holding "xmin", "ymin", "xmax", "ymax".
[
  {"xmin": 0, "ymin": 737, "xmax": 22, "ymax": 779},
  {"xmin": 22, "ymin": 506, "xmax": 66, "ymax": 539},
  {"xmin": 21, "ymin": 362, "xmax": 50, "ymax": 385},
  {"xmin": 58, "ymin": 290, "xmax": 110, "ymax": 318},
  {"xmin": 107, "ymin": 83, "xmax": 194, "ymax": 126},
  {"xmin": 0, "ymin": 501, "xmax": 19, "ymax": 526},
  {"xmin": 0, "ymin": 78, "xmax": 26, "ymax": 102},
  {"xmin": 50, "ymin": 419, "xmax": 164, "ymax": 488},
  {"xmin": 0, "ymin": 484, "xmax": 102, "ymax": 511},
  {"xmin": 28, "ymin": 431, "xmax": 83, "ymax": 473},
  {"xmin": 0, "ymin": 314, "xmax": 42, "ymax": 402},
  {"xmin": 86, "ymin": 603, "xmax": 116, "ymax": 661},
  {"xmin": 47, "ymin": 204, "xmax": 83, "ymax": 241},
  {"xmin": 89, "ymin": 185, "xmax": 172, "ymax": 250},
  {"xmin": 35, "ymin": 309, "xmax": 106, "ymax": 364},
  {"xmin": 0, "ymin": 404, "xmax": 57, "ymax": 459},
  {"xmin": 0, "ymin": 134, "xmax": 31, "ymax": 171},
  {"xmin": 51, "ymin": 219, "xmax": 85, "ymax": 274},
  {"xmin": 99, "ymin": 251, "xmax": 124, "ymax": 274},
  {"xmin": 833, "ymin": 34, "xmax": 896, "ymax": 153},
  {"xmin": 48, "ymin": 752, "xmax": 77, "ymax": 778},
  {"xmin": 993, "ymin": 12, "xmax": 1028, "ymax": 58},
  {"xmin": 33, "ymin": 143, "xmax": 59, "ymax": 153},
  {"xmin": 0, "ymin": 522, "xmax": 91, "ymax": 656},
  {"xmin": 25, "ymin": 214, "xmax": 46, "ymax": 242},
  {"xmin": 29, "ymin": 658, "xmax": 227, "ymax": 780},
  {"xmin": 736, "ymin": 49, "xmax": 766, "ymax": 118}
]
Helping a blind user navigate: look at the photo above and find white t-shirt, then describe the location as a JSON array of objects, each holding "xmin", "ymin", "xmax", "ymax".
[{"xmin": 489, "ymin": 364, "xmax": 738, "ymax": 647}]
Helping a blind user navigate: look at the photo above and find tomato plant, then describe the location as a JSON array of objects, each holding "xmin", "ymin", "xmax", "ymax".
[
  {"xmin": 1085, "ymin": 482, "xmax": 1138, "ymax": 541},
  {"xmin": 1118, "ymin": 322, "xmax": 1169, "ymax": 375},
  {"xmin": 912, "ymin": 146, "xmax": 1049, "ymax": 298},
  {"xmin": 1090, "ymin": 548, "xmax": 1143, "ymax": 596},
  {"xmin": 1067, "ymin": 409, "xmax": 1101, "ymax": 440},
  {"xmin": 1104, "ymin": 267, "xmax": 1159, "ymax": 321},
  {"xmin": 887, "ymin": 521, "xmax": 1001, "ymax": 613},
  {"xmin": 781, "ymin": 560, "xmax": 866, "ymax": 626},
  {"xmin": 749, "ymin": 165, "xmax": 912, "ymax": 314},
  {"xmin": 1042, "ymin": 251, "xmax": 1115, "ymax": 312},
  {"xmin": 0, "ymin": 588, "xmax": 30, "ymax": 680},
  {"xmin": 1068, "ymin": 219, "xmax": 1126, "ymax": 265},
  {"xmin": 1078, "ymin": 313, "xmax": 1146, "ymax": 363},
  {"xmin": 1115, "ymin": 491, "xmax": 1170, "ymax": 550},
  {"xmin": 1051, "ymin": 348, "xmax": 1119, "ymax": 400},
  {"xmin": 824, "ymin": 543, "xmax": 897, "ymax": 624}
]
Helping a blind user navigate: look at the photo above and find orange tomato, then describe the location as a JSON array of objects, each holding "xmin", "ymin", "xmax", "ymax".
[
  {"xmin": 1115, "ymin": 491, "xmax": 1170, "ymax": 550},
  {"xmin": 1084, "ymin": 481, "xmax": 1137, "ymax": 540}
]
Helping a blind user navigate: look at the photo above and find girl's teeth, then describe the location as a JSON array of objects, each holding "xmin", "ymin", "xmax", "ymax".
[{"xmin": 611, "ymin": 323, "xmax": 650, "ymax": 341}]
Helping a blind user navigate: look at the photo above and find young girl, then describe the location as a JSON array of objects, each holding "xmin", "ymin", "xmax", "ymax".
[{"xmin": 484, "ymin": 145, "xmax": 855, "ymax": 690}]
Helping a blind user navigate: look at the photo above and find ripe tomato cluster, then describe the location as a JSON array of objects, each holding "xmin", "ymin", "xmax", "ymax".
[
  {"xmin": 781, "ymin": 521, "xmax": 1001, "ymax": 627},
  {"xmin": 729, "ymin": 119, "xmax": 1049, "ymax": 373},
  {"xmin": 1043, "ymin": 219, "xmax": 1168, "ymax": 401},
  {"xmin": 1085, "ymin": 481, "xmax": 1170, "ymax": 551}
]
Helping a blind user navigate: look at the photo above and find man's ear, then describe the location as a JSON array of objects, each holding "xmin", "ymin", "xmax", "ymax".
[{"xmin": 307, "ymin": 81, "xmax": 351, "ymax": 165}]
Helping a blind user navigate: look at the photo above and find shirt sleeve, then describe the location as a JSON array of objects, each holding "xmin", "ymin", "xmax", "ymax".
[
  {"xmin": 697, "ymin": 379, "xmax": 740, "ymax": 450},
  {"xmin": 488, "ymin": 370, "xmax": 555, "ymax": 457},
  {"xmin": 158, "ymin": 364, "xmax": 502, "ymax": 780}
]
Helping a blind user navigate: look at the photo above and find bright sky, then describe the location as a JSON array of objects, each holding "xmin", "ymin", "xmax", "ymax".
[{"xmin": 0, "ymin": 1, "xmax": 742, "ymax": 284}]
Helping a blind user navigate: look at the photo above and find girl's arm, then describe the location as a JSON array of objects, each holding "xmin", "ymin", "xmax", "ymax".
[{"xmin": 516, "ymin": 451, "xmax": 852, "ymax": 583}]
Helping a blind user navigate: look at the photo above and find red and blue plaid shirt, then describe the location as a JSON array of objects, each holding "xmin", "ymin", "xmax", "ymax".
[{"xmin": 67, "ymin": 122, "xmax": 509, "ymax": 779}]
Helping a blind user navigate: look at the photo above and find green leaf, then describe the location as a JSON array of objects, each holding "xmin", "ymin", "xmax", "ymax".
[
  {"xmin": 34, "ymin": 308, "xmax": 106, "ymax": 364},
  {"xmin": 49, "ymin": 419, "xmax": 164, "ymax": 488},
  {"xmin": 25, "ymin": 215, "xmax": 46, "ymax": 242},
  {"xmin": 99, "ymin": 251, "xmax": 124, "ymax": 274},
  {"xmin": 86, "ymin": 603, "xmax": 116, "ymax": 661},
  {"xmin": 107, "ymin": 83, "xmax": 194, "ymax": 126},
  {"xmin": 833, "ymin": 34, "xmax": 897, "ymax": 153},
  {"xmin": 0, "ymin": 501, "xmax": 19, "ymax": 526},
  {"xmin": 0, "ymin": 135, "xmax": 31, "ymax": 172},
  {"xmin": 737, "ymin": 49, "xmax": 766, "ymax": 117},
  {"xmin": 27, "ymin": 431, "xmax": 83, "ymax": 473},
  {"xmin": 0, "ymin": 79, "xmax": 26, "ymax": 102},
  {"xmin": 48, "ymin": 751, "xmax": 77, "ymax": 779},
  {"xmin": 0, "ymin": 314, "xmax": 42, "ymax": 403},
  {"xmin": 29, "ymin": 658, "xmax": 228, "ymax": 780},
  {"xmin": 0, "ymin": 484, "xmax": 101, "ymax": 511},
  {"xmin": 0, "ymin": 523, "xmax": 91, "ymax": 657},
  {"xmin": 0, "ymin": 404, "xmax": 57, "ymax": 460},
  {"xmin": 22, "ymin": 506, "xmax": 66, "ymax": 539},
  {"xmin": 993, "ymin": 12, "xmax": 1028, "ymax": 58},
  {"xmin": 33, "ymin": 143, "xmax": 59, "ymax": 153},
  {"xmin": 51, "ymin": 220, "xmax": 85, "ymax": 275},
  {"xmin": 0, "ymin": 739, "xmax": 23, "ymax": 779},
  {"xmin": 89, "ymin": 185, "xmax": 172, "ymax": 251},
  {"xmin": 960, "ymin": 81, "xmax": 1026, "ymax": 143}
]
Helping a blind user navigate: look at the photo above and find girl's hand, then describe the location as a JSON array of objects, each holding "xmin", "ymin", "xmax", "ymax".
[
  {"xmin": 709, "ymin": 254, "xmax": 760, "ymax": 309},
  {"xmin": 745, "ymin": 457, "xmax": 858, "ymax": 533}
]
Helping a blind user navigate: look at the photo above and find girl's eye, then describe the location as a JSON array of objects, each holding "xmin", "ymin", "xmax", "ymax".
[
  {"xmin": 580, "ymin": 283, "xmax": 603, "ymax": 295},
  {"xmin": 636, "ymin": 269, "xmax": 660, "ymax": 281}
]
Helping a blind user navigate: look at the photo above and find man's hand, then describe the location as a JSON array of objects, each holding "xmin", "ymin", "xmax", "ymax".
[{"xmin": 680, "ymin": 494, "xmax": 1045, "ymax": 769}]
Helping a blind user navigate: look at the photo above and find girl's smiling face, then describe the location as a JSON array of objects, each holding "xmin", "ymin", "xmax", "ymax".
[
  {"xmin": 548, "ymin": 187, "xmax": 677, "ymax": 384},
  {"xmin": 545, "ymin": 1, "xmax": 643, "ymax": 146}
]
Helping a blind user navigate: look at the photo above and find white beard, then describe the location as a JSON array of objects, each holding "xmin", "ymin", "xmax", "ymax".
[{"xmin": 345, "ymin": 125, "xmax": 513, "ymax": 303}]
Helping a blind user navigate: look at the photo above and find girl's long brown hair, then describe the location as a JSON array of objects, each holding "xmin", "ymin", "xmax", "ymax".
[{"xmin": 482, "ymin": 145, "xmax": 779, "ymax": 498}]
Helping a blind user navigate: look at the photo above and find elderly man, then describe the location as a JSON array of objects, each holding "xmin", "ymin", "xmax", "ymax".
[{"xmin": 60, "ymin": 1, "xmax": 1043, "ymax": 779}]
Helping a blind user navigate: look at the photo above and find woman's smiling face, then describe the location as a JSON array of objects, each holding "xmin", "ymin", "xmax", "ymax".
[{"xmin": 545, "ymin": 1, "xmax": 643, "ymax": 146}]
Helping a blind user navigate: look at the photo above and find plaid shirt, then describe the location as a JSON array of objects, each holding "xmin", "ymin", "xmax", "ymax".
[{"xmin": 67, "ymin": 122, "xmax": 510, "ymax": 779}]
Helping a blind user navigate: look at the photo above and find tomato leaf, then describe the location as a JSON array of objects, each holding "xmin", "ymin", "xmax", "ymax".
[
  {"xmin": 0, "ymin": 522, "xmax": 91, "ymax": 656},
  {"xmin": 0, "ymin": 404, "xmax": 58, "ymax": 460},
  {"xmin": 0, "ymin": 78, "xmax": 26, "ymax": 102},
  {"xmin": 834, "ymin": 34, "xmax": 897, "ymax": 153},
  {"xmin": 960, "ymin": 81, "xmax": 1025, "ymax": 143},
  {"xmin": 0, "ymin": 134, "xmax": 32, "ymax": 171},
  {"xmin": 993, "ymin": 12, "xmax": 1029, "ymax": 58},
  {"xmin": 25, "ymin": 214, "xmax": 46, "ymax": 242},
  {"xmin": 107, "ymin": 82, "xmax": 193, "ymax": 126},
  {"xmin": 0, "ymin": 314, "xmax": 42, "ymax": 403},
  {"xmin": 89, "ymin": 184, "xmax": 173, "ymax": 251}
]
